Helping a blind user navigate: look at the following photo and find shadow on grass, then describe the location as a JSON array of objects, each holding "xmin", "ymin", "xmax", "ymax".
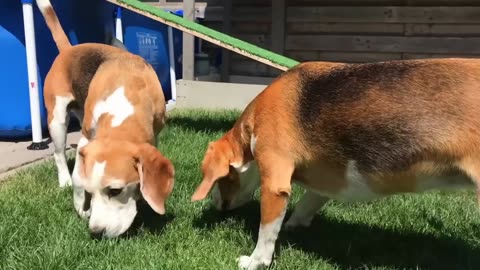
[
  {"xmin": 1, "ymin": 119, "xmax": 81, "ymax": 143},
  {"xmin": 167, "ymin": 115, "xmax": 237, "ymax": 134},
  {"xmin": 193, "ymin": 203, "xmax": 480, "ymax": 270},
  {"xmin": 66, "ymin": 158, "xmax": 76, "ymax": 173},
  {"xmin": 125, "ymin": 199, "xmax": 175, "ymax": 238}
]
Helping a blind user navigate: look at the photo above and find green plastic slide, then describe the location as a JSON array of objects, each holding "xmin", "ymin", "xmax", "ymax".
[{"xmin": 111, "ymin": 0, "xmax": 300, "ymax": 71}]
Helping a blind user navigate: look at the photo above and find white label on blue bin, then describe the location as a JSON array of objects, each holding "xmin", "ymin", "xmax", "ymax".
[{"xmin": 136, "ymin": 32, "xmax": 159, "ymax": 69}]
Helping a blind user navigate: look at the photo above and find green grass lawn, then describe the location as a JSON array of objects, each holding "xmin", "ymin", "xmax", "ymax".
[{"xmin": 1, "ymin": 109, "xmax": 480, "ymax": 270}]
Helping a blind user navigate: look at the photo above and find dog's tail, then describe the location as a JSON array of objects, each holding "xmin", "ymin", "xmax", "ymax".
[{"xmin": 35, "ymin": 0, "xmax": 71, "ymax": 52}]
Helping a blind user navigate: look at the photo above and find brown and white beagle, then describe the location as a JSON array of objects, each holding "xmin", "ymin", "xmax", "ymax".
[
  {"xmin": 191, "ymin": 59, "xmax": 480, "ymax": 269},
  {"xmin": 36, "ymin": 0, "xmax": 174, "ymax": 238}
]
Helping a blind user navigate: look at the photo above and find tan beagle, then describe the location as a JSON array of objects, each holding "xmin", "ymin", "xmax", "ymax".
[
  {"xmin": 191, "ymin": 59, "xmax": 480, "ymax": 269},
  {"xmin": 36, "ymin": 0, "xmax": 174, "ymax": 238}
]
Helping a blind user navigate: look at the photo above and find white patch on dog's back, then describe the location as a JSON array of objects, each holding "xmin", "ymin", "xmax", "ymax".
[{"xmin": 93, "ymin": 86, "xmax": 134, "ymax": 128}]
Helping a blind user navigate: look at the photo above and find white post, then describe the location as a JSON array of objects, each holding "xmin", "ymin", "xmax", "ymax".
[
  {"xmin": 22, "ymin": 0, "xmax": 46, "ymax": 149},
  {"xmin": 166, "ymin": 26, "xmax": 177, "ymax": 112},
  {"xmin": 115, "ymin": 7, "xmax": 123, "ymax": 42},
  {"xmin": 182, "ymin": 0, "xmax": 195, "ymax": 80}
]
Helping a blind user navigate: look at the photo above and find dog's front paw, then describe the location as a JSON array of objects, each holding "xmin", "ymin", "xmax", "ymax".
[
  {"xmin": 74, "ymin": 198, "xmax": 91, "ymax": 221},
  {"xmin": 58, "ymin": 175, "xmax": 72, "ymax": 188},
  {"xmin": 75, "ymin": 207, "xmax": 91, "ymax": 220},
  {"xmin": 237, "ymin": 255, "xmax": 267, "ymax": 270},
  {"xmin": 284, "ymin": 215, "xmax": 312, "ymax": 231}
]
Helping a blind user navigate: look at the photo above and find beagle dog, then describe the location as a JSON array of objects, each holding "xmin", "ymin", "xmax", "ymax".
[
  {"xmin": 36, "ymin": 0, "xmax": 174, "ymax": 238},
  {"xmin": 191, "ymin": 59, "xmax": 480, "ymax": 269}
]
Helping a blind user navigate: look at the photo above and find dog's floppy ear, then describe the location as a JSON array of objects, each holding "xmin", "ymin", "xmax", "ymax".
[
  {"xmin": 135, "ymin": 144, "xmax": 175, "ymax": 215},
  {"xmin": 191, "ymin": 141, "xmax": 232, "ymax": 202}
]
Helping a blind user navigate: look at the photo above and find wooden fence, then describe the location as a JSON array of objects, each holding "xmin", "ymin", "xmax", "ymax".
[{"xmin": 173, "ymin": 0, "xmax": 480, "ymax": 78}]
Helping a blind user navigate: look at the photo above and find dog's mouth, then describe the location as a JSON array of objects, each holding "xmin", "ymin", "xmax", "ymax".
[{"xmin": 86, "ymin": 193, "xmax": 171, "ymax": 240}]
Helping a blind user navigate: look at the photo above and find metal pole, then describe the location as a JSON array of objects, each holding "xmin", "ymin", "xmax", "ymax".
[
  {"xmin": 166, "ymin": 25, "xmax": 177, "ymax": 112},
  {"xmin": 115, "ymin": 7, "xmax": 123, "ymax": 42},
  {"xmin": 22, "ymin": 0, "xmax": 47, "ymax": 150}
]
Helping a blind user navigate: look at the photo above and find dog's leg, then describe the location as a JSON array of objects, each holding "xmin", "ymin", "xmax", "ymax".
[
  {"xmin": 458, "ymin": 156, "xmax": 480, "ymax": 207},
  {"xmin": 284, "ymin": 190, "xmax": 329, "ymax": 230},
  {"xmin": 237, "ymin": 155, "xmax": 293, "ymax": 270},
  {"xmin": 49, "ymin": 95, "xmax": 74, "ymax": 187},
  {"xmin": 72, "ymin": 136, "xmax": 91, "ymax": 220}
]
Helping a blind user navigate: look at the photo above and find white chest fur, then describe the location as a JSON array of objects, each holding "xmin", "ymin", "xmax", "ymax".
[{"xmin": 295, "ymin": 160, "xmax": 474, "ymax": 202}]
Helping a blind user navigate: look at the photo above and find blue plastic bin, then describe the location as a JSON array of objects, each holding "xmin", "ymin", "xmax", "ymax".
[
  {"xmin": 0, "ymin": 0, "xmax": 183, "ymax": 138},
  {"xmin": 121, "ymin": 8, "xmax": 186, "ymax": 101},
  {"xmin": 0, "ymin": 0, "xmax": 113, "ymax": 138}
]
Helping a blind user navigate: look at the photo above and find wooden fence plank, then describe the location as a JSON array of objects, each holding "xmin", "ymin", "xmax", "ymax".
[
  {"xmin": 405, "ymin": 0, "xmax": 480, "ymax": 6},
  {"xmin": 204, "ymin": 6, "xmax": 480, "ymax": 23},
  {"xmin": 192, "ymin": 0, "xmax": 271, "ymax": 6},
  {"xmin": 203, "ymin": 7, "xmax": 271, "ymax": 22},
  {"xmin": 230, "ymin": 34, "xmax": 271, "ymax": 47},
  {"xmin": 287, "ymin": 22, "xmax": 404, "ymax": 34},
  {"xmin": 182, "ymin": 0, "xmax": 195, "ymax": 80},
  {"xmin": 232, "ymin": 22, "xmax": 271, "ymax": 33},
  {"xmin": 221, "ymin": 0, "xmax": 232, "ymax": 81},
  {"xmin": 287, "ymin": 7, "xmax": 480, "ymax": 23},
  {"xmin": 272, "ymin": 0, "xmax": 286, "ymax": 54},
  {"xmin": 286, "ymin": 35, "xmax": 480, "ymax": 53},
  {"xmin": 405, "ymin": 24, "xmax": 480, "ymax": 36},
  {"xmin": 287, "ymin": 0, "xmax": 401, "ymax": 6},
  {"xmin": 288, "ymin": 0, "xmax": 480, "ymax": 6},
  {"xmin": 403, "ymin": 53, "xmax": 480, "ymax": 59},
  {"xmin": 203, "ymin": 22, "xmax": 271, "ymax": 33},
  {"xmin": 271, "ymin": 0, "xmax": 287, "ymax": 75},
  {"xmin": 231, "ymin": 60, "xmax": 283, "ymax": 76},
  {"xmin": 285, "ymin": 51, "xmax": 402, "ymax": 62}
]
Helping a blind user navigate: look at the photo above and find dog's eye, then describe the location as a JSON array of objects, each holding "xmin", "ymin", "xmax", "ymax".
[{"xmin": 107, "ymin": 188, "xmax": 123, "ymax": 197}]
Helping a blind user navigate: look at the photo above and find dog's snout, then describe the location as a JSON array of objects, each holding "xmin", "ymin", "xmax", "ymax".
[{"xmin": 89, "ymin": 226, "xmax": 105, "ymax": 239}]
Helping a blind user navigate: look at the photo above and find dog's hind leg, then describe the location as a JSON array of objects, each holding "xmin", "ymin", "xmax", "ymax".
[
  {"xmin": 237, "ymin": 153, "xmax": 294, "ymax": 270},
  {"xmin": 284, "ymin": 189, "xmax": 329, "ymax": 230},
  {"xmin": 458, "ymin": 156, "xmax": 480, "ymax": 207},
  {"xmin": 47, "ymin": 95, "xmax": 74, "ymax": 187},
  {"xmin": 72, "ymin": 136, "xmax": 91, "ymax": 220}
]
